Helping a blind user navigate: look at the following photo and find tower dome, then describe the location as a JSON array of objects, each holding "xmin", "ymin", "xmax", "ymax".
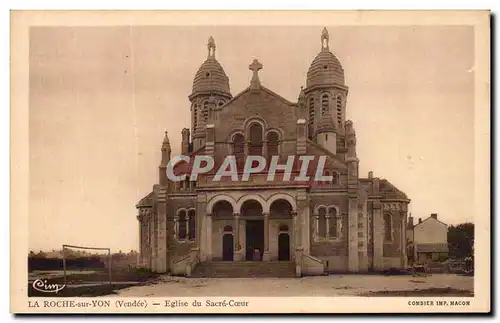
[
  {"xmin": 191, "ymin": 36, "xmax": 231, "ymax": 97},
  {"xmin": 306, "ymin": 28, "xmax": 345, "ymax": 88}
]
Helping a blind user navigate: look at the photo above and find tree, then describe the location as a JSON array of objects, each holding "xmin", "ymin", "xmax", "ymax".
[{"xmin": 448, "ymin": 222, "xmax": 474, "ymax": 259}]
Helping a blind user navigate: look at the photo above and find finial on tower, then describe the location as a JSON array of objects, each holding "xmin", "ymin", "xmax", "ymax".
[
  {"xmin": 298, "ymin": 86, "xmax": 305, "ymax": 101},
  {"xmin": 321, "ymin": 27, "xmax": 329, "ymax": 51},
  {"xmin": 207, "ymin": 36, "xmax": 216, "ymax": 58},
  {"xmin": 249, "ymin": 59, "xmax": 263, "ymax": 89},
  {"xmin": 162, "ymin": 131, "xmax": 171, "ymax": 149}
]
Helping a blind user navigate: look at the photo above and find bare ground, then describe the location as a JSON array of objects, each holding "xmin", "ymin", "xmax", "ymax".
[{"xmin": 111, "ymin": 274, "xmax": 474, "ymax": 297}]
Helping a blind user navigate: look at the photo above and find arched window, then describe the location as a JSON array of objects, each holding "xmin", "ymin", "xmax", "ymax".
[
  {"xmin": 308, "ymin": 97, "xmax": 315, "ymax": 138},
  {"xmin": 178, "ymin": 210, "xmax": 187, "ymax": 240},
  {"xmin": 223, "ymin": 225, "xmax": 233, "ymax": 232},
  {"xmin": 321, "ymin": 93, "xmax": 329, "ymax": 116},
  {"xmin": 384, "ymin": 213, "xmax": 392, "ymax": 241},
  {"xmin": 266, "ymin": 131, "xmax": 279, "ymax": 157},
  {"xmin": 336, "ymin": 95, "xmax": 342, "ymax": 125},
  {"xmin": 329, "ymin": 208, "xmax": 338, "ymax": 238},
  {"xmin": 203, "ymin": 101, "xmax": 209, "ymax": 122},
  {"xmin": 248, "ymin": 123, "xmax": 263, "ymax": 155},
  {"xmin": 318, "ymin": 207, "xmax": 327, "ymax": 238},
  {"xmin": 188, "ymin": 209, "xmax": 196, "ymax": 240},
  {"xmin": 193, "ymin": 104, "xmax": 198, "ymax": 129},
  {"xmin": 232, "ymin": 133, "xmax": 245, "ymax": 166}
]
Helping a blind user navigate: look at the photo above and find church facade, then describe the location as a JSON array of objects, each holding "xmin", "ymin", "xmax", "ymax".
[{"xmin": 136, "ymin": 28, "xmax": 410, "ymax": 276}]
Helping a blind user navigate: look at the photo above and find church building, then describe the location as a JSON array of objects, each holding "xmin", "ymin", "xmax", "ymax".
[{"xmin": 136, "ymin": 28, "xmax": 410, "ymax": 277}]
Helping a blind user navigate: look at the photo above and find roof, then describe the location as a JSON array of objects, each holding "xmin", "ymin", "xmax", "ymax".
[
  {"xmin": 215, "ymin": 84, "xmax": 296, "ymax": 112},
  {"xmin": 379, "ymin": 179, "xmax": 408, "ymax": 200},
  {"xmin": 414, "ymin": 216, "xmax": 448, "ymax": 228},
  {"xmin": 416, "ymin": 243, "xmax": 449, "ymax": 253},
  {"xmin": 136, "ymin": 191, "xmax": 154, "ymax": 208},
  {"xmin": 307, "ymin": 49, "xmax": 345, "ymax": 88},
  {"xmin": 192, "ymin": 56, "xmax": 231, "ymax": 96}
]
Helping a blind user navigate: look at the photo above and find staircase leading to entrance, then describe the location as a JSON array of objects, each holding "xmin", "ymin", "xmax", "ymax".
[{"xmin": 190, "ymin": 261, "xmax": 296, "ymax": 278}]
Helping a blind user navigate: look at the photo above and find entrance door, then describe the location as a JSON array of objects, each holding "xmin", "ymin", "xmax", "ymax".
[
  {"xmin": 222, "ymin": 234, "xmax": 234, "ymax": 261},
  {"xmin": 278, "ymin": 233, "xmax": 290, "ymax": 261},
  {"xmin": 245, "ymin": 220, "xmax": 264, "ymax": 261}
]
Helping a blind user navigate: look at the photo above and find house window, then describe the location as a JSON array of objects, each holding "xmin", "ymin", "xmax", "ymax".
[
  {"xmin": 384, "ymin": 213, "xmax": 392, "ymax": 241},
  {"xmin": 178, "ymin": 210, "xmax": 187, "ymax": 240},
  {"xmin": 188, "ymin": 209, "xmax": 196, "ymax": 240}
]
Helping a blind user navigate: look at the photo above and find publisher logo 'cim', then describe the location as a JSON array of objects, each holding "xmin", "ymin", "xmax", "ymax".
[{"xmin": 32, "ymin": 279, "xmax": 65, "ymax": 294}]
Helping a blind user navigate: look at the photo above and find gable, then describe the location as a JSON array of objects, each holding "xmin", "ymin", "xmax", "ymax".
[{"xmin": 214, "ymin": 86, "xmax": 298, "ymax": 142}]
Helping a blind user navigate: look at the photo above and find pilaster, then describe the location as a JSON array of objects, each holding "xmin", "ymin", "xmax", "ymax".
[
  {"xmin": 263, "ymin": 212, "xmax": 270, "ymax": 261},
  {"xmin": 372, "ymin": 200, "xmax": 384, "ymax": 270},
  {"xmin": 347, "ymin": 196, "xmax": 359, "ymax": 272},
  {"xmin": 155, "ymin": 185, "xmax": 168, "ymax": 273}
]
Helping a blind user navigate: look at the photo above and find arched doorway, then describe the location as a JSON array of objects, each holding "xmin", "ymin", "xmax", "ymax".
[
  {"xmin": 222, "ymin": 233, "xmax": 234, "ymax": 261},
  {"xmin": 241, "ymin": 199, "xmax": 264, "ymax": 261},
  {"xmin": 278, "ymin": 233, "xmax": 290, "ymax": 261},
  {"xmin": 278, "ymin": 224, "xmax": 290, "ymax": 261}
]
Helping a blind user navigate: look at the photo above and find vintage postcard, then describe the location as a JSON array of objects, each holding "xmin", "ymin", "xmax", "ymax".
[{"xmin": 10, "ymin": 10, "xmax": 490, "ymax": 314}]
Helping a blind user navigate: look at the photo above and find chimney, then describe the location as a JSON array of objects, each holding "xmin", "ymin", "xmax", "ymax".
[
  {"xmin": 431, "ymin": 213, "xmax": 438, "ymax": 220},
  {"xmin": 408, "ymin": 216, "xmax": 414, "ymax": 228},
  {"xmin": 368, "ymin": 171, "xmax": 373, "ymax": 179},
  {"xmin": 418, "ymin": 218, "xmax": 422, "ymax": 224}
]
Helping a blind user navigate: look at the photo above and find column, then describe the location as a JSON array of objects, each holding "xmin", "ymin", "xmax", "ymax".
[
  {"xmin": 291, "ymin": 210, "xmax": 298, "ymax": 251},
  {"xmin": 263, "ymin": 212, "xmax": 270, "ymax": 261},
  {"xmin": 233, "ymin": 213, "xmax": 242, "ymax": 261},
  {"xmin": 173, "ymin": 216, "xmax": 179, "ymax": 239},
  {"xmin": 156, "ymin": 186, "xmax": 168, "ymax": 273},
  {"xmin": 206, "ymin": 213, "xmax": 213, "ymax": 261},
  {"xmin": 314, "ymin": 214, "xmax": 319, "ymax": 241},
  {"xmin": 347, "ymin": 197, "xmax": 359, "ymax": 272}
]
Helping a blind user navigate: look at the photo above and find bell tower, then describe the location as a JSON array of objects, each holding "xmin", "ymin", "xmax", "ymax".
[
  {"xmin": 189, "ymin": 36, "xmax": 232, "ymax": 151},
  {"xmin": 304, "ymin": 27, "xmax": 349, "ymax": 144}
]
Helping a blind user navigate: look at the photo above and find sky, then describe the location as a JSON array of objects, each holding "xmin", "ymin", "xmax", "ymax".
[{"xmin": 29, "ymin": 25, "xmax": 474, "ymax": 252}]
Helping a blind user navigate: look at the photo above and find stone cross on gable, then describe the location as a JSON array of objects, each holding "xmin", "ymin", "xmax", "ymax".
[{"xmin": 249, "ymin": 59, "xmax": 263, "ymax": 89}]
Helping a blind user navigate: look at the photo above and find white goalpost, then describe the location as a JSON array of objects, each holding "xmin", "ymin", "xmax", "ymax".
[{"xmin": 62, "ymin": 244, "xmax": 112, "ymax": 285}]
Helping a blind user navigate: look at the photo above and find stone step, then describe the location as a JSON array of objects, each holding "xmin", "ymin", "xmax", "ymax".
[{"xmin": 191, "ymin": 261, "xmax": 296, "ymax": 278}]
